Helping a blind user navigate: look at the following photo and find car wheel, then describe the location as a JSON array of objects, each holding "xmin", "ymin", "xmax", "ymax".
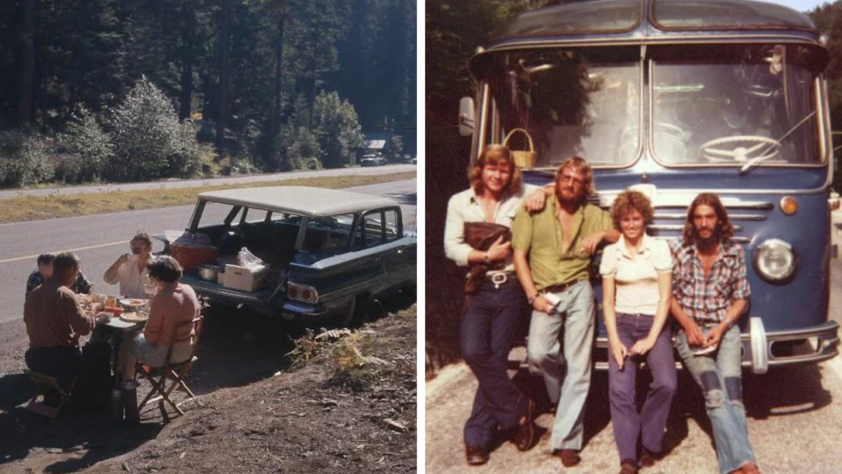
[{"xmin": 338, "ymin": 293, "xmax": 371, "ymax": 327}]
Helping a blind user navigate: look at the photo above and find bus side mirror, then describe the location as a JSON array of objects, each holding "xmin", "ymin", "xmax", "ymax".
[{"xmin": 459, "ymin": 97, "xmax": 475, "ymax": 137}]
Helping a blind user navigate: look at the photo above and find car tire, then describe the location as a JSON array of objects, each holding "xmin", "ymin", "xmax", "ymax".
[{"xmin": 339, "ymin": 293, "xmax": 371, "ymax": 328}]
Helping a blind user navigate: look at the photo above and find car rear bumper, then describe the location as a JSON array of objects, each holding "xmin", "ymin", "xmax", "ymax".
[{"xmin": 281, "ymin": 301, "xmax": 331, "ymax": 325}]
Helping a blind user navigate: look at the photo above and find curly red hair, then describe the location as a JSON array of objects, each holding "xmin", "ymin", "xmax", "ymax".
[{"xmin": 610, "ymin": 190, "xmax": 654, "ymax": 228}]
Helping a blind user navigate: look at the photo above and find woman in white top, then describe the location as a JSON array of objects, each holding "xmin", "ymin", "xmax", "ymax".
[
  {"xmin": 599, "ymin": 191, "xmax": 676, "ymax": 474},
  {"xmin": 103, "ymin": 231, "xmax": 153, "ymax": 299},
  {"xmin": 444, "ymin": 144, "xmax": 547, "ymax": 465}
]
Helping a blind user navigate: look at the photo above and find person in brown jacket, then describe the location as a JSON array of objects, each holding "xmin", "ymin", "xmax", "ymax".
[
  {"xmin": 24, "ymin": 252, "xmax": 99, "ymax": 385},
  {"xmin": 119, "ymin": 256, "xmax": 200, "ymax": 388}
]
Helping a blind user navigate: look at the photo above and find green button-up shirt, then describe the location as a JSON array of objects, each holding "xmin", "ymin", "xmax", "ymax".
[{"xmin": 511, "ymin": 196, "xmax": 614, "ymax": 290}]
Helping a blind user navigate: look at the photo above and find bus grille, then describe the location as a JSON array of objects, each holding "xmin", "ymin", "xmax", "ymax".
[{"xmin": 591, "ymin": 193, "xmax": 773, "ymax": 244}]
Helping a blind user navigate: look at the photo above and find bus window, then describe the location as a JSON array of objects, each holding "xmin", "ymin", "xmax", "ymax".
[
  {"xmin": 487, "ymin": 47, "xmax": 641, "ymax": 168},
  {"xmin": 651, "ymin": 44, "xmax": 821, "ymax": 167}
]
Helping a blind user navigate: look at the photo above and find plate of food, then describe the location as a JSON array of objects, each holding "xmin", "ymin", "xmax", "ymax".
[
  {"xmin": 120, "ymin": 312, "xmax": 148, "ymax": 323},
  {"xmin": 120, "ymin": 298, "xmax": 149, "ymax": 311}
]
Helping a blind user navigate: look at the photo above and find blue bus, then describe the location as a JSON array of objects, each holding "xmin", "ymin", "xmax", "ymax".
[{"xmin": 458, "ymin": 0, "xmax": 840, "ymax": 373}]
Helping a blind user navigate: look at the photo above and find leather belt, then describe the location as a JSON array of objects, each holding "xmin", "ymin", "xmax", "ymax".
[{"xmin": 543, "ymin": 280, "xmax": 583, "ymax": 294}]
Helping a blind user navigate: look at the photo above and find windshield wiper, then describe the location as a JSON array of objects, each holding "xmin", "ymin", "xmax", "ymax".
[{"xmin": 740, "ymin": 111, "xmax": 817, "ymax": 173}]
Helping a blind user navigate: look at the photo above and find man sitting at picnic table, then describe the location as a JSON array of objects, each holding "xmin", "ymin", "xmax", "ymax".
[
  {"xmin": 118, "ymin": 256, "xmax": 200, "ymax": 390},
  {"xmin": 26, "ymin": 253, "xmax": 94, "ymax": 297},
  {"xmin": 24, "ymin": 252, "xmax": 109, "ymax": 401}
]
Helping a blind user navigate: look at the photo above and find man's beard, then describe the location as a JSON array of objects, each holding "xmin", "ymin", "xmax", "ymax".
[
  {"xmin": 555, "ymin": 187, "xmax": 582, "ymax": 206},
  {"xmin": 695, "ymin": 229, "xmax": 720, "ymax": 246}
]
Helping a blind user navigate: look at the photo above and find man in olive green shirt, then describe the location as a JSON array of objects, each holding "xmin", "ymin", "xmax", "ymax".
[{"xmin": 513, "ymin": 156, "xmax": 618, "ymax": 467}]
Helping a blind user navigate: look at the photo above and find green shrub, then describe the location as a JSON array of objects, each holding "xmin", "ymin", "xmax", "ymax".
[
  {"xmin": 0, "ymin": 130, "xmax": 54, "ymax": 188},
  {"xmin": 280, "ymin": 125, "xmax": 322, "ymax": 171},
  {"xmin": 312, "ymin": 91, "xmax": 363, "ymax": 168},
  {"xmin": 56, "ymin": 106, "xmax": 112, "ymax": 183},
  {"xmin": 105, "ymin": 78, "xmax": 204, "ymax": 182}
]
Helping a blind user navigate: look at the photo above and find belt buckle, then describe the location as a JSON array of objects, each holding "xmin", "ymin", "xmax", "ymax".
[{"xmin": 491, "ymin": 272, "xmax": 507, "ymax": 289}]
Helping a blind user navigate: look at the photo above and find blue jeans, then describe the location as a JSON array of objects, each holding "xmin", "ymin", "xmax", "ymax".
[
  {"xmin": 527, "ymin": 280, "xmax": 595, "ymax": 451},
  {"xmin": 608, "ymin": 313, "xmax": 677, "ymax": 465},
  {"xmin": 675, "ymin": 324, "xmax": 756, "ymax": 474},
  {"xmin": 461, "ymin": 278, "xmax": 530, "ymax": 449}
]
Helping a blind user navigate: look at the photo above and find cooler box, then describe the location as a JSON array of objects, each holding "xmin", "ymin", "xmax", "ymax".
[{"xmin": 223, "ymin": 264, "xmax": 270, "ymax": 292}]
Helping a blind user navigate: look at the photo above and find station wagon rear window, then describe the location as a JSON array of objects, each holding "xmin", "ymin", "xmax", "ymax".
[{"xmin": 651, "ymin": 0, "xmax": 815, "ymax": 31}]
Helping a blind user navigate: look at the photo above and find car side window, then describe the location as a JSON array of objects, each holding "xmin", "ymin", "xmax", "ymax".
[
  {"xmin": 302, "ymin": 214, "xmax": 354, "ymax": 254},
  {"xmin": 356, "ymin": 209, "xmax": 400, "ymax": 248}
]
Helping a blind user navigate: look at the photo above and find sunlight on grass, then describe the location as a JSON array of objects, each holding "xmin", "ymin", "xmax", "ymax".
[{"xmin": 0, "ymin": 171, "xmax": 416, "ymax": 224}]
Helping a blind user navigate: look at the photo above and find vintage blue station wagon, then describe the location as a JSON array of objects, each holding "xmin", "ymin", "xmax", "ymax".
[
  {"xmin": 160, "ymin": 186, "xmax": 417, "ymax": 327},
  {"xmin": 459, "ymin": 0, "xmax": 840, "ymax": 372}
]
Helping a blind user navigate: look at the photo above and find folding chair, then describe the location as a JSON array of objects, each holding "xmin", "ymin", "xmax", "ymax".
[
  {"xmin": 135, "ymin": 315, "xmax": 203, "ymax": 421},
  {"xmin": 23, "ymin": 369, "xmax": 78, "ymax": 418}
]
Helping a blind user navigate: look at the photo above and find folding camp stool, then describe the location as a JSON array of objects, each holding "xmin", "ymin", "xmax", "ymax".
[
  {"xmin": 135, "ymin": 315, "xmax": 203, "ymax": 422},
  {"xmin": 23, "ymin": 369, "xmax": 78, "ymax": 418}
]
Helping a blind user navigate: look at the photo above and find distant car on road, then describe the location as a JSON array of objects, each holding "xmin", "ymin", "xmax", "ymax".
[
  {"xmin": 158, "ymin": 186, "xmax": 416, "ymax": 327},
  {"xmin": 360, "ymin": 155, "xmax": 387, "ymax": 167}
]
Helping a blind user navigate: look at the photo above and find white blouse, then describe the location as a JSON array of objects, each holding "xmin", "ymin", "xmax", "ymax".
[
  {"xmin": 599, "ymin": 234, "xmax": 672, "ymax": 316},
  {"xmin": 104, "ymin": 259, "xmax": 151, "ymax": 299}
]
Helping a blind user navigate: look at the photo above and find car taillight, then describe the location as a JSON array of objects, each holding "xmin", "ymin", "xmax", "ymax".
[{"xmin": 287, "ymin": 283, "xmax": 318, "ymax": 304}]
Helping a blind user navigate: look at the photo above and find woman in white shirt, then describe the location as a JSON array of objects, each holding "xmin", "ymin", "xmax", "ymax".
[
  {"xmin": 103, "ymin": 231, "xmax": 153, "ymax": 299},
  {"xmin": 443, "ymin": 144, "xmax": 546, "ymax": 465},
  {"xmin": 599, "ymin": 191, "xmax": 676, "ymax": 474}
]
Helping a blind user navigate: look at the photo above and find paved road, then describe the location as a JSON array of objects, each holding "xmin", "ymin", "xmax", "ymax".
[
  {"xmin": 426, "ymin": 217, "xmax": 842, "ymax": 474},
  {"xmin": 0, "ymin": 179, "xmax": 416, "ymax": 324},
  {"xmin": 0, "ymin": 164, "xmax": 416, "ymax": 200}
]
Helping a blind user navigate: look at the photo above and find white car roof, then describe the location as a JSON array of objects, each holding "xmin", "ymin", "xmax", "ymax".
[{"xmin": 197, "ymin": 186, "xmax": 397, "ymax": 217}]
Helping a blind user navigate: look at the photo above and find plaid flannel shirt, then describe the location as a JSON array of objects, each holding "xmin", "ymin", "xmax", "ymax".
[
  {"xmin": 26, "ymin": 270, "xmax": 93, "ymax": 297},
  {"xmin": 669, "ymin": 239, "xmax": 751, "ymax": 325}
]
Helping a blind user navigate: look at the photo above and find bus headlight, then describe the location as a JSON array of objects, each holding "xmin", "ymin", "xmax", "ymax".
[{"xmin": 753, "ymin": 239, "xmax": 796, "ymax": 282}]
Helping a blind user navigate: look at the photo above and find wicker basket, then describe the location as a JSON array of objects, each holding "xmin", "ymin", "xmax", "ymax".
[
  {"xmin": 503, "ymin": 128, "xmax": 536, "ymax": 169},
  {"xmin": 170, "ymin": 242, "xmax": 218, "ymax": 273}
]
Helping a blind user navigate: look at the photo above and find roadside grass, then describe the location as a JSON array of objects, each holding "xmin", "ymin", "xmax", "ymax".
[{"xmin": 0, "ymin": 171, "xmax": 416, "ymax": 224}]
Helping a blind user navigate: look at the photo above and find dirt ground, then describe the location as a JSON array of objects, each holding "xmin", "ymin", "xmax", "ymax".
[
  {"xmin": 0, "ymin": 302, "xmax": 417, "ymax": 473},
  {"xmin": 425, "ymin": 351, "xmax": 842, "ymax": 474}
]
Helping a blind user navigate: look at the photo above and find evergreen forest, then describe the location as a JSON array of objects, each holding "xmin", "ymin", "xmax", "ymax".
[{"xmin": 0, "ymin": 0, "xmax": 417, "ymax": 187}]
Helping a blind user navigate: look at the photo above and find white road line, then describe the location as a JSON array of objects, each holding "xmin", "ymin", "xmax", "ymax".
[{"xmin": 0, "ymin": 241, "xmax": 126, "ymax": 264}]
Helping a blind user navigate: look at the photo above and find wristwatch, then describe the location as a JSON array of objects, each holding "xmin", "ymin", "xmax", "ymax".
[
  {"xmin": 483, "ymin": 252, "xmax": 490, "ymax": 263},
  {"xmin": 528, "ymin": 294, "xmax": 539, "ymax": 305}
]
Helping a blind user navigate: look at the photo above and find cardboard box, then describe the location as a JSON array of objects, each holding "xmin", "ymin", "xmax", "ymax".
[{"xmin": 223, "ymin": 264, "xmax": 270, "ymax": 292}]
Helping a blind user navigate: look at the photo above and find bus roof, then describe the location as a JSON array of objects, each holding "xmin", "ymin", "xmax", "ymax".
[{"xmin": 488, "ymin": 0, "xmax": 818, "ymax": 45}]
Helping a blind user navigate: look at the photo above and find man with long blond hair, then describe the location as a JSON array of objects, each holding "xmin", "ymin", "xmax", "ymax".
[
  {"xmin": 444, "ymin": 144, "xmax": 548, "ymax": 465},
  {"xmin": 512, "ymin": 156, "xmax": 619, "ymax": 468},
  {"xmin": 670, "ymin": 193, "xmax": 759, "ymax": 474}
]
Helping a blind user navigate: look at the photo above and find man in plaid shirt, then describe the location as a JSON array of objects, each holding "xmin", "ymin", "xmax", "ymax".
[
  {"xmin": 669, "ymin": 193, "xmax": 759, "ymax": 474},
  {"xmin": 26, "ymin": 253, "xmax": 93, "ymax": 297}
]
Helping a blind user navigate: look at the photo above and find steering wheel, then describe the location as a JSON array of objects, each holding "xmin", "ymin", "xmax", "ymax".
[{"xmin": 699, "ymin": 136, "xmax": 780, "ymax": 163}]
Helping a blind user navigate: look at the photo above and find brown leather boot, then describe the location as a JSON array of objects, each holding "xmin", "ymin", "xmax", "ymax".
[
  {"xmin": 552, "ymin": 449, "xmax": 581, "ymax": 467},
  {"xmin": 511, "ymin": 399, "xmax": 535, "ymax": 451}
]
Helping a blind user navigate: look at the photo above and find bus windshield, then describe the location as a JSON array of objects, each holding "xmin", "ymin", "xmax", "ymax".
[
  {"xmin": 651, "ymin": 44, "xmax": 821, "ymax": 166},
  {"xmin": 487, "ymin": 47, "xmax": 641, "ymax": 168}
]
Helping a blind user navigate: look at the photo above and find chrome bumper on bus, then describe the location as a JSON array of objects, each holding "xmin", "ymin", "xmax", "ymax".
[
  {"xmin": 588, "ymin": 319, "xmax": 839, "ymax": 372},
  {"xmin": 740, "ymin": 319, "xmax": 840, "ymax": 370}
]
